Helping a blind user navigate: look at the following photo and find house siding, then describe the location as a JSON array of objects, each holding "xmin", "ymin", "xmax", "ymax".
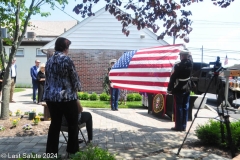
[
  {"xmin": 43, "ymin": 9, "xmax": 168, "ymax": 50},
  {"xmin": 4, "ymin": 46, "xmax": 47, "ymax": 87}
]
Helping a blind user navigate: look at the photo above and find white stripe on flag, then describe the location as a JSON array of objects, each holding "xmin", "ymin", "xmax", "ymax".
[
  {"xmin": 110, "ymin": 76, "xmax": 170, "ymax": 82},
  {"xmin": 112, "ymin": 83, "xmax": 168, "ymax": 91},
  {"xmin": 129, "ymin": 60, "xmax": 176, "ymax": 65},
  {"xmin": 110, "ymin": 68, "xmax": 173, "ymax": 72},
  {"xmin": 134, "ymin": 54, "xmax": 179, "ymax": 58}
]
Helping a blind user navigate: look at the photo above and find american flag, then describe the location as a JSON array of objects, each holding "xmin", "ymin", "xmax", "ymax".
[
  {"xmin": 109, "ymin": 44, "xmax": 185, "ymax": 94},
  {"xmin": 224, "ymin": 55, "xmax": 228, "ymax": 65}
]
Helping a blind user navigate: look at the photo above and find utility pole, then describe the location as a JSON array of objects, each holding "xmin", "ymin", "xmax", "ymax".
[{"xmin": 173, "ymin": 34, "xmax": 176, "ymax": 45}]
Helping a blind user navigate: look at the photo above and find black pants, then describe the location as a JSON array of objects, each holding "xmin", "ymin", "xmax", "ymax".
[
  {"xmin": 79, "ymin": 112, "xmax": 93, "ymax": 141},
  {"xmin": 46, "ymin": 100, "xmax": 79, "ymax": 154},
  {"xmin": 37, "ymin": 84, "xmax": 44, "ymax": 103}
]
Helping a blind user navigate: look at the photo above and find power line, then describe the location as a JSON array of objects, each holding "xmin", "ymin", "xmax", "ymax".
[{"xmin": 54, "ymin": 4, "xmax": 80, "ymax": 22}]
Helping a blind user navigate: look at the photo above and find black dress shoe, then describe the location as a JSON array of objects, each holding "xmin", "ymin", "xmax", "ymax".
[{"xmin": 171, "ymin": 127, "xmax": 182, "ymax": 131}]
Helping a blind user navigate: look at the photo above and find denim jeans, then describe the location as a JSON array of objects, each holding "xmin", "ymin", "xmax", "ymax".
[
  {"xmin": 174, "ymin": 92, "xmax": 190, "ymax": 131},
  {"xmin": 111, "ymin": 88, "xmax": 120, "ymax": 110},
  {"xmin": 32, "ymin": 80, "xmax": 38, "ymax": 101}
]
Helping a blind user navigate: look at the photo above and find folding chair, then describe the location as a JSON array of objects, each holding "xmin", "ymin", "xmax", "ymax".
[{"xmin": 60, "ymin": 123, "xmax": 87, "ymax": 145}]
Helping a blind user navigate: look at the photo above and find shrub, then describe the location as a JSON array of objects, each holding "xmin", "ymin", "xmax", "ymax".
[
  {"xmin": 77, "ymin": 92, "xmax": 82, "ymax": 99},
  {"xmin": 71, "ymin": 145, "xmax": 116, "ymax": 160},
  {"xmin": 127, "ymin": 93, "xmax": 135, "ymax": 101},
  {"xmin": 196, "ymin": 120, "xmax": 240, "ymax": 150},
  {"xmin": 100, "ymin": 92, "xmax": 108, "ymax": 101},
  {"xmin": 89, "ymin": 92, "xmax": 98, "ymax": 101},
  {"xmin": 81, "ymin": 92, "xmax": 89, "ymax": 100},
  {"xmin": 195, "ymin": 120, "xmax": 221, "ymax": 145},
  {"xmin": 134, "ymin": 93, "xmax": 142, "ymax": 101}
]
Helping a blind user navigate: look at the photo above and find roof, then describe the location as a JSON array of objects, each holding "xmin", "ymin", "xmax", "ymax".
[
  {"xmin": 41, "ymin": 7, "xmax": 168, "ymax": 50},
  {"xmin": 27, "ymin": 20, "xmax": 78, "ymax": 36}
]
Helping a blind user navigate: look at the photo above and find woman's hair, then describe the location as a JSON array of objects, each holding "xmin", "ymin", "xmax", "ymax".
[
  {"xmin": 40, "ymin": 63, "xmax": 45, "ymax": 71},
  {"xmin": 54, "ymin": 37, "xmax": 71, "ymax": 52}
]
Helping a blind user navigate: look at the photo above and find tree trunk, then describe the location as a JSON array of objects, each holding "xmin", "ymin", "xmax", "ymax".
[
  {"xmin": 1, "ymin": 72, "xmax": 10, "ymax": 119},
  {"xmin": 0, "ymin": 1, "xmax": 21, "ymax": 119}
]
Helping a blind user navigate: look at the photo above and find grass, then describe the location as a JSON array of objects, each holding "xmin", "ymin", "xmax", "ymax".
[
  {"xmin": 14, "ymin": 88, "xmax": 26, "ymax": 92},
  {"xmin": 81, "ymin": 100, "xmax": 143, "ymax": 109}
]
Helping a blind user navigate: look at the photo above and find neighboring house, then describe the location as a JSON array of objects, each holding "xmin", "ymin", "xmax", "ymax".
[
  {"xmin": 2, "ymin": 20, "xmax": 77, "ymax": 87},
  {"xmin": 41, "ymin": 7, "xmax": 169, "ymax": 93}
]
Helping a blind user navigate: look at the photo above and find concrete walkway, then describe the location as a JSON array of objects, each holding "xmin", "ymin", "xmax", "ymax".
[{"xmin": 0, "ymin": 89, "xmax": 234, "ymax": 159}]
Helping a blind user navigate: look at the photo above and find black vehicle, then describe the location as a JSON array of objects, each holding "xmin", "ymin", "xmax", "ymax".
[{"xmin": 191, "ymin": 62, "xmax": 240, "ymax": 107}]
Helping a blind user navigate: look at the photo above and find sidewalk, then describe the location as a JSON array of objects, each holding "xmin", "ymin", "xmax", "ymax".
[{"xmin": 0, "ymin": 89, "xmax": 233, "ymax": 159}]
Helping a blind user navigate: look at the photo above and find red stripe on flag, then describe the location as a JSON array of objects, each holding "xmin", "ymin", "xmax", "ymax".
[
  {"xmin": 112, "ymin": 85, "xmax": 167, "ymax": 94},
  {"xmin": 109, "ymin": 72, "xmax": 171, "ymax": 77},
  {"xmin": 135, "ymin": 49, "xmax": 180, "ymax": 54},
  {"xmin": 128, "ymin": 64, "xmax": 173, "ymax": 68},
  {"xmin": 110, "ymin": 80, "xmax": 169, "ymax": 87},
  {"xmin": 131, "ymin": 56, "xmax": 178, "ymax": 61}
]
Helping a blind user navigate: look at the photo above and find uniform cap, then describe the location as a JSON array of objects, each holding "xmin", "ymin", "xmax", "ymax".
[{"xmin": 179, "ymin": 49, "xmax": 190, "ymax": 55}]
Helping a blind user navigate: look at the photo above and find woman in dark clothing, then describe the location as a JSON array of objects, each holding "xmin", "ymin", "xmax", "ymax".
[
  {"xmin": 37, "ymin": 64, "xmax": 45, "ymax": 105},
  {"xmin": 43, "ymin": 37, "xmax": 82, "ymax": 156}
]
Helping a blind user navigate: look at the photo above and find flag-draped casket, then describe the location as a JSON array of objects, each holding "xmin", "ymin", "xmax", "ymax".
[{"xmin": 109, "ymin": 44, "xmax": 185, "ymax": 94}]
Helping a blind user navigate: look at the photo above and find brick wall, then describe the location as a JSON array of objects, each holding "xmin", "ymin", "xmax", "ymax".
[{"xmin": 47, "ymin": 49, "xmax": 125, "ymax": 93}]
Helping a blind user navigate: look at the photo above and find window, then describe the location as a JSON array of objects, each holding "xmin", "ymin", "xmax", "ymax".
[
  {"xmin": 36, "ymin": 48, "xmax": 46, "ymax": 57},
  {"xmin": 9, "ymin": 48, "xmax": 24, "ymax": 57}
]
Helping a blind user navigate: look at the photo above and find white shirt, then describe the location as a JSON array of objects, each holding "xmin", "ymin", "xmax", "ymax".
[{"xmin": 11, "ymin": 64, "xmax": 16, "ymax": 77}]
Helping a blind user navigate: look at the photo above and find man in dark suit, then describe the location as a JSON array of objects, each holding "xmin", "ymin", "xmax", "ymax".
[
  {"xmin": 30, "ymin": 59, "xmax": 40, "ymax": 103},
  {"xmin": 10, "ymin": 58, "xmax": 17, "ymax": 103}
]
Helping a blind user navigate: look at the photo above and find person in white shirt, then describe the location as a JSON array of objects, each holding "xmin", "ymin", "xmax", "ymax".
[{"xmin": 10, "ymin": 58, "xmax": 17, "ymax": 103}]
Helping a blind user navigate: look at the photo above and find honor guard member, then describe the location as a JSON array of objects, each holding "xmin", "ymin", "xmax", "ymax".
[{"xmin": 167, "ymin": 49, "xmax": 193, "ymax": 132}]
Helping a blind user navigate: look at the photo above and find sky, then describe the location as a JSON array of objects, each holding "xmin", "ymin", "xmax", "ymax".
[{"xmin": 30, "ymin": 0, "xmax": 240, "ymax": 67}]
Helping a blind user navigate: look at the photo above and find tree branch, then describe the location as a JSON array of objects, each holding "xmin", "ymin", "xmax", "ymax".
[{"xmin": 17, "ymin": 0, "xmax": 36, "ymax": 45}]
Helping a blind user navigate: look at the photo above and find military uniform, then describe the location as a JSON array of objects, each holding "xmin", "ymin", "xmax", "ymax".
[{"xmin": 167, "ymin": 50, "xmax": 193, "ymax": 131}]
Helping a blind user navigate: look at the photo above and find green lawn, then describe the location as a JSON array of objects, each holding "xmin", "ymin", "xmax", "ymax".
[
  {"xmin": 80, "ymin": 100, "xmax": 143, "ymax": 109},
  {"xmin": 14, "ymin": 88, "xmax": 26, "ymax": 92}
]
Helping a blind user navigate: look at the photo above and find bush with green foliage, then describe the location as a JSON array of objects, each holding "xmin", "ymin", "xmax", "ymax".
[
  {"xmin": 80, "ymin": 92, "xmax": 89, "ymax": 100},
  {"xmin": 71, "ymin": 145, "xmax": 116, "ymax": 160},
  {"xmin": 196, "ymin": 120, "xmax": 240, "ymax": 150},
  {"xmin": 134, "ymin": 93, "xmax": 142, "ymax": 101},
  {"xmin": 100, "ymin": 92, "xmax": 108, "ymax": 101},
  {"xmin": 126, "ymin": 93, "xmax": 142, "ymax": 101},
  {"xmin": 127, "ymin": 93, "xmax": 135, "ymax": 101},
  {"xmin": 195, "ymin": 120, "xmax": 221, "ymax": 145},
  {"xmin": 77, "ymin": 92, "xmax": 82, "ymax": 99},
  {"xmin": 89, "ymin": 92, "xmax": 98, "ymax": 101}
]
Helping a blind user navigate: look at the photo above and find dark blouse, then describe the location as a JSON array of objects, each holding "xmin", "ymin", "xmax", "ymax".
[
  {"xmin": 43, "ymin": 51, "xmax": 81, "ymax": 102},
  {"xmin": 37, "ymin": 71, "xmax": 45, "ymax": 86}
]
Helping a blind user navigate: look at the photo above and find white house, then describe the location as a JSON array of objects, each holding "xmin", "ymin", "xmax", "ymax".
[{"xmin": 2, "ymin": 20, "xmax": 77, "ymax": 87}]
